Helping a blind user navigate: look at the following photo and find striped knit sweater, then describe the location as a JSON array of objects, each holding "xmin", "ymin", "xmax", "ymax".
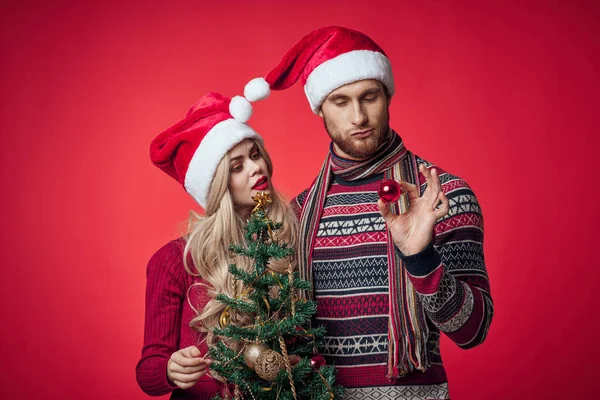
[
  {"xmin": 291, "ymin": 154, "xmax": 493, "ymax": 400},
  {"xmin": 136, "ymin": 239, "xmax": 223, "ymax": 399}
]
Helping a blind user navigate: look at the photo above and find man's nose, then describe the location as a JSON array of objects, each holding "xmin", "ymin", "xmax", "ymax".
[{"xmin": 351, "ymin": 102, "xmax": 368, "ymax": 126}]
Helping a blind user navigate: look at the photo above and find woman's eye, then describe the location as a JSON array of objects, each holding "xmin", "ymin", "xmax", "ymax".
[
  {"xmin": 250, "ymin": 152, "xmax": 260, "ymax": 160},
  {"xmin": 231, "ymin": 165, "xmax": 242, "ymax": 173}
]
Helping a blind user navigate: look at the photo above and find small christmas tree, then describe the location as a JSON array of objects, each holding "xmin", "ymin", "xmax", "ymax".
[{"xmin": 208, "ymin": 192, "xmax": 343, "ymax": 400}]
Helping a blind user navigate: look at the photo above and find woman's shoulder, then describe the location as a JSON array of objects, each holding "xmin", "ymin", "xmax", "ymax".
[
  {"xmin": 149, "ymin": 238, "xmax": 186, "ymax": 263},
  {"xmin": 146, "ymin": 238, "xmax": 190, "ymax": 283}
]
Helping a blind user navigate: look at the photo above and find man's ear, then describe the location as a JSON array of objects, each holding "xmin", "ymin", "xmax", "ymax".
[{"xmin": 318, "ymin": 107, "xmax": 324, "ymax": 118}]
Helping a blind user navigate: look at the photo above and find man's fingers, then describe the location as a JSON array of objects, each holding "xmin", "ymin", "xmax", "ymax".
[
  {"xmin": 397, "ymin": 180, "xmax": 419, "ymax": 201},
  {"xmin": 428, "ymin": 169, "xmax": 443, "ymax": 208},
  {"xmin": 434, "ymin": 192, "xmax": 450, "ymax": 219},
  {"xmin": 377, "ymin": 199, "xmax": 393, "ymax": 222},
  {"xmin": 421, "ymin": 166, "xmax": 440, "ymax": 203}
]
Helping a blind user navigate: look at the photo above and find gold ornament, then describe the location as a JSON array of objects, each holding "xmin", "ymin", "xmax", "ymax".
[
  {"xmin": 254, "ymin": 349, "xmax": 285, "ymax": 381},
  {"xmin": 243, "ymin": 342, "xmax": 270, "ymax": 369},
  {"xmin": 219, "ymin": 307, "xmax": 231, "ymax": 328},
  {"xmin": 263, "ymin": 297, "xmax": 271, "ymax": 314},
  {"xmin": 251, "ymin": 191, "xmax": 272, "ymax": 213}
]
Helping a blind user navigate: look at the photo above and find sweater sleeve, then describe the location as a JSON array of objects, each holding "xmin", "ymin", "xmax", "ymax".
[
  {"xmin": 401, "ymin": 165, "xmax": 494, "ymax": 349},
  {"xmin": 136, "ymin": 239, "xmax": 187, "ymax": 396}
]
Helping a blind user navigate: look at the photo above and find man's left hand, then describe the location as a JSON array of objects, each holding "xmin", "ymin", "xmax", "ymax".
[{"xmin": 377, "ymin": 164, "xmax": 449, "ymax": 256}]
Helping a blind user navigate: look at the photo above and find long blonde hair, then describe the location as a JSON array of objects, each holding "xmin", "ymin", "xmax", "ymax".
[{"xmin": 183, "ymin": 139, "xmax": 297, "ymax": 345}]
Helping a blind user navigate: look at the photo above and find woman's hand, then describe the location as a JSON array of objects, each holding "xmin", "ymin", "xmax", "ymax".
[{"xmin": 167, "ymin": 346, "xmax": 212, "ymax": 390}]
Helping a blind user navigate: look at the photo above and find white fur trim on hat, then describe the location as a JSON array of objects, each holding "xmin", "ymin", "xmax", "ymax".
[
  {"xmin": 184, "ymin": 119, "xmax": 262, "ymax": 208},
  {"xmin": 303, "ymin": 50, "xmax": 395, "ymax": 114},
  {"xmin": 244, "ymin": 77, "xmax": 271, "ymax": 102}
]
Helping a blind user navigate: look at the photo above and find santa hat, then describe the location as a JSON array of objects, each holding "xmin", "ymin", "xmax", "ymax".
[
  {"xmin": 150, "ymin": 92, "xmax": 262, "ymax": 208},
  {"xmin": 243, "ymin": 26, "xmax": 395, "ymax": 113}
]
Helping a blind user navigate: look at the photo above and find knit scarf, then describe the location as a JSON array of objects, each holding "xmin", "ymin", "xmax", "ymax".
[{"xmin": 297, "ymin": 130, "xmax": 429, "ymax": 378}]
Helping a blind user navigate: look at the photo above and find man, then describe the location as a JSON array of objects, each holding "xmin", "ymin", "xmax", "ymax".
[{"xmin": 243, "ymin": 26, "xmax": 493, "ymax": 399}]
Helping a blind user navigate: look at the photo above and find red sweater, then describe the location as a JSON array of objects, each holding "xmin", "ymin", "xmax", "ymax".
[{"xmin": 136, "ymin": 239, "xmax": 223, "ymax": 399}]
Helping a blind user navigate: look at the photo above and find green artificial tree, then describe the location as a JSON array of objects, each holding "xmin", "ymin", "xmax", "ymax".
[{"xmin": 208, "ymin": 192, "xmax": 343, "ymax": 400}]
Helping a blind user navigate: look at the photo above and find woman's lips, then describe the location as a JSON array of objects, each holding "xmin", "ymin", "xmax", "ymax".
[{"xmin": 252, "ymin": 176, "xmax": 268, "ymax": 190}]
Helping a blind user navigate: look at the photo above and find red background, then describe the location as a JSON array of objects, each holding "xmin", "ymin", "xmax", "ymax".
[{"xmin": 1, "ymin": 1, "xmax": 599, "ymax": 399}]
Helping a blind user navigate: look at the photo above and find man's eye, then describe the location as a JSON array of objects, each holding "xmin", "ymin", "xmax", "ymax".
[
  {"xmin": 363, "ymin": 95, "xmax": 377, "ymax": 102},
  {"xmin": 334, "ymin": 101, "xmax": 348, "ymax": 107}
]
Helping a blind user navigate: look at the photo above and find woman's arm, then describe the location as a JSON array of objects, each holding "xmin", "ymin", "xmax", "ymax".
[{"xmin": 135, "ymin": 239, "xmax": 187, "ymax": 396}]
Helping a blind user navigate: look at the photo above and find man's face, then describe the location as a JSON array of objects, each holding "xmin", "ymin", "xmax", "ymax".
[{"xmin": 319, "ymin": 79, "xmax": 391, "ymax": 160}]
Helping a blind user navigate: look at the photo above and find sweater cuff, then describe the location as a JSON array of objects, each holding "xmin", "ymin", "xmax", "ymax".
[
  {"xmin": 146, "ymin": 356, "xmax": 179, "ymax": 395},
  {"xmin": 396, "ymin": 242, "xmax": 442, "ymax": 277}
]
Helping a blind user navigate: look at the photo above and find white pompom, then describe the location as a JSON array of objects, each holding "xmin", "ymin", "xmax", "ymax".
[
  {"xmin": 244, "ymin": 77, "xmax": 270, "ymax": 102},
  {"xmin": 229, "ymin": 95, "xmax": 253, "ymax": 123}
]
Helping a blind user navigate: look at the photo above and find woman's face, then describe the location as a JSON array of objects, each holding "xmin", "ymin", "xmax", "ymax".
[{"xmin": 228, "ymin": 139, "xmax": 271, "ymax": 216}]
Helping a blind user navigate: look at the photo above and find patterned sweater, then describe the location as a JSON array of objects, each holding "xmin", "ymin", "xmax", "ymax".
[{"xmin": 291, "ymin": 155, "xmax": 493, "ymax": 400}]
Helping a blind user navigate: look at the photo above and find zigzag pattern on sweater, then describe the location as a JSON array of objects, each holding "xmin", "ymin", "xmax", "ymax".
[
  {"xmin": 436, "ymin": 241, "xmax": 486, "ymax": 271},
  {"xmin": 314, "ymin": 255, "xmax": 388, "ymax": 271},
  {"xmin": 314, "ymin": 257, "xmax": 389, "ymax": 291},
  {"xmin": 324, "ymin": 192, "xmax": 379, "ymax": 207},
  {"xmin": 317, "ymin": 215, "xmax": 385, "ymax": 236}
]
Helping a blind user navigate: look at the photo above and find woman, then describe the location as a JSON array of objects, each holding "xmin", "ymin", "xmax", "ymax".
[{"xmin": 135, "ymin": 92, "xmax": 297, "ymax": 399}]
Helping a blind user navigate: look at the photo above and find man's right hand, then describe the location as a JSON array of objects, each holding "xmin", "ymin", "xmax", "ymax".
[{"xmin": 167, "ymin": 346, "xmax": 211, "ymax": 390}]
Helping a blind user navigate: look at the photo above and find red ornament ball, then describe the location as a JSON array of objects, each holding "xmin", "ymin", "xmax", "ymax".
[
  {"xmin": 378, "ymin": 179, "xmax": 401, "ymax": 203},
  {"xmin": 310, "ymin": 354, "xmax": 326, "ymax": 369}
]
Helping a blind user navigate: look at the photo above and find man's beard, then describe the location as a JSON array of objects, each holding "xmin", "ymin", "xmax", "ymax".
[{"xmin": 323, "ymin": 114, "xmax": 390, "ymax": 160}]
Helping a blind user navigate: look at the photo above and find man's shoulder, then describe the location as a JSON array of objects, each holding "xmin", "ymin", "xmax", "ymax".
[
  {"xmin": 290, "ymin": 188, "xmax": 310, "ymax": 219},
  {"xmin": 414, "ymin": 155, "xmax": 475, "ymax": 197},
  {"xmin": 291, "ymin": 188, "xmax": 310, "ymax": 209}
]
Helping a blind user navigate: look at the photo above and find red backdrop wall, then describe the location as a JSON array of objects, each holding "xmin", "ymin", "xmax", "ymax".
[{"xmin": 1, "ymin": 1, "xmax": 598, "ymax": 399}]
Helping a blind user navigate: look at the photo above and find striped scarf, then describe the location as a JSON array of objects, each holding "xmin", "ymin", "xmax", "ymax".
[{"xmin": 298, "ymin": 130, "xmax": 430, "ymax": 378}]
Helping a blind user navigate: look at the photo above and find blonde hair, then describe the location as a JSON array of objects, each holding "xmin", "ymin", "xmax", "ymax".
[{"xmin": 183, "ymin": 139, "xmax": 298, "ymax": 346}]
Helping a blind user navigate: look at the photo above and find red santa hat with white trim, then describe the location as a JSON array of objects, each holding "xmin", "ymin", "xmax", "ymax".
[
  {"xmin": 150, "ymin": 92, "xmax": 261, "ymax": 208},
  {"xmin": 243, "ymin": 26, "xmax": 395, "ymax": 113}
]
